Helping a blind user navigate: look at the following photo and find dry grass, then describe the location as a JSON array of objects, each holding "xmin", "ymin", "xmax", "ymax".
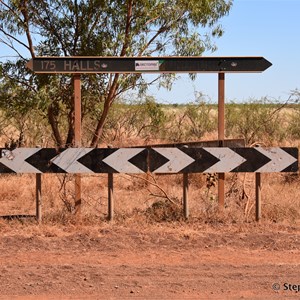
[
  {"xmin": 0, "ymin": 169, "xmax": 299, "ymax": 226},
  {"xmin": 1, "ymin": 103, "xmax": 300, "ymax": 227}
]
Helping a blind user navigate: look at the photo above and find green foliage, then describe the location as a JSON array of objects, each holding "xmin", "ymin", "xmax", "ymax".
[
  {"xmin": 286, "ymin": 90, "xmax": 300, "ymax": 139},
  {"xmin": 225, "ymin": 98, "xmax": 287, "ymax": 145},
  {"xmin": 287, "ymin": 105, "xmax": 300, "ymax": 139},
  {"xmin": 164, "ymin": 100, "xmax": 216, "ymax": 142},
  {"xmin": 1, "ymin": 95, "xmax": 300, "ymax": 147},
  {"xmin": 0, "ymin": 0, "xmax": 233, "ymax": 146},
  {"xmin": 99, "ymin": 96, "xmax": 167, "ymax": 142},
  {"xmin": 184, "ymin": 101, "xmax": 216, "ymax": 138}
]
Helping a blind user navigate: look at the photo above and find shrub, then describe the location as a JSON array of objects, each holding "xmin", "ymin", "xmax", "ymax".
[
  {"xmin": 287, "ymin": 105, "xmax": 300, "ymax": 139},
  {"xmin": 225, "ymin": 98, "xmax": 287, "ymax": 145},
  {"xmin": 165, "ymin": 100, "xmax": 217, "ymax": 142},
  {"xmin": 145, "ymin": 200, "xmax": 183, "ymax": 222}
]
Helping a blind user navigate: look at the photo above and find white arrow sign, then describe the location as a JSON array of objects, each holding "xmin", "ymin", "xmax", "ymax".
[
  {"xmin": 255, "ymin": 147, "xmax": 298, "ymax": 172},
  {"xmin": 102, "ymin": 148, "xmax": 146, "ymax": 173},
  {"xmin": 51, "ymin": 148, "xmax": 94, "ymax": 173},
  {"xmin": 0, "ymin": 148, "xmax": 41, "ymax": 173},
  {"xmin": 152, "ymin": 148, "xmax": 195, "ymax": 173},
  {"xmin": 203, "ymin": 148, "xmax": 246, "ymax": 172}
]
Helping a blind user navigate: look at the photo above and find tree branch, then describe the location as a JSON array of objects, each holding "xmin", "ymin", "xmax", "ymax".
[
  {"xmin": 43, "ymin": 8, "xmax": 69, "ymax": 56},
  {"xmin": 0, "ymin": 38, "xmax": 26, "ymax": 59},
  {"xmin": 0, "ymin": 0, "xmax": 24, "ymax": 24},
  {"xmin": 5, "ymin": 73, "xmax": 37, "ymax": 93},
  {"xmin": 90, "ymin": 73, "xmax": 120, "ymax": 147},
  {"xmin": 47, "ymin": 105, "xmax": 63, "ymax": 147},
  {"xmin": 19, "ymin": 0, "xmax": 35, "ymax": 58},
  {"xmin": 86, "ymin": 10, "xmax": 103, "ymax": 43},
  {"xmin": 128, "ymin": 173, "xmax": 179, "ymax": 206},
  {"xmin": 0, "ymin": 28, "xmax": 31, "ymax": 52},
  {"xmin": 72, "ymin": 0, "xmax": 79, "ymax": 54},
  {"xmin": 120, "ymin": 0, "xmax": 133, "ymax": 56}
]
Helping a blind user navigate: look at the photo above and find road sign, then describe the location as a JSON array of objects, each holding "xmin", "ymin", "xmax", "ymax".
[
  {"xmin": 0, "ymin": 147, "xmax": 297, "ymax": 174},
  {"xmin": 149, "ymin": 147, "xmax": 298, "ymax": 173},
  {"xmin": 26, "ymin": 56, "xmax": 272, "ymax": 74}
]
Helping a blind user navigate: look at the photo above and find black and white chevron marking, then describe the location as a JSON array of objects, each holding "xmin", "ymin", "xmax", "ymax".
[
  {"xmin": 149, "ymin": 147, "xmax": 298, "ymax": 173},
  {"xmin": 0, "ymin": 147, "xmax": 298, "ymax": 174}
]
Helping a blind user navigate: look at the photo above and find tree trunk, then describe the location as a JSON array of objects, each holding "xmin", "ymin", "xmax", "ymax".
[
  {"xmin": 90, "ymin": 74, "xmax": 120, "ymax": 147},
  {"xmin": 47, "ymin": 105, "xmax": 63, "ymax": 147},
  {"xmin": 65, "ymin": 107, "xmax": 75, "ymax": 147}
]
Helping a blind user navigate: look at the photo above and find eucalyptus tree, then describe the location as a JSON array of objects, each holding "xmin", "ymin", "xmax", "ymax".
[{"xmin": 0, "ymin": 0, "xmax": 232, "ymax": 147}]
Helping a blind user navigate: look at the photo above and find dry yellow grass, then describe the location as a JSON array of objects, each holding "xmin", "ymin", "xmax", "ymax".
[
  {"xmin": 0, "ymin": 104, "xmax": 299, "ymax": 225},
  {"xmin": 0, "ymin": 169, "xmax": 299, "ymax": 226}
]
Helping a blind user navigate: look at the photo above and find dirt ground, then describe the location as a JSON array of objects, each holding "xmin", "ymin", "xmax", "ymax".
[{"xmin": 0, "ymin": 221, "xmax": 299, "ymax": 300}]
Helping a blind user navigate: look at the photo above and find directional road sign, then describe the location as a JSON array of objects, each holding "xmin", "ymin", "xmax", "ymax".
[
  {"xmin": 26, "ymin": 56, "xmax": 272, "ymax": 74},
  {"xmin": 0, "ymin": 147, "xmax": 297, "ymax": 174}
]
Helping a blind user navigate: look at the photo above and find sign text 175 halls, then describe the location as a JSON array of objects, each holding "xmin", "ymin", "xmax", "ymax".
[{"xmin": 40, "ymin": 60, "xmax": 106, "ymax": 72}]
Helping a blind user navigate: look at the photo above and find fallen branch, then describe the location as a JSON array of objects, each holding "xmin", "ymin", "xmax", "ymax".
[{"xmin": 127, "ymin": 173, "xmax": 179, "ymax": 206}]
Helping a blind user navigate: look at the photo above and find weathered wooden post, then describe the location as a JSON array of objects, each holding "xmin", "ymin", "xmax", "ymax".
[
  {"xmin": 108, "ymin": 173, "xmax": 114, "ymax": 221},
  {"xmin": 255, "ymin": 173, "xmax": 262, "ymax": 221},
  {"xmin": 36, "ymin": 173, "xmax": 42, "ymax": 223},
  {"xmin": 218, "ymin": 72, "xmax": 225, "ymax": 209},
  {"xmin": 73, "ymin": 74, "xmax": 82, "ymax": 215},
  {"xmin": 183, "ymin": 173, "xmax": 189, "ymax": 219}
]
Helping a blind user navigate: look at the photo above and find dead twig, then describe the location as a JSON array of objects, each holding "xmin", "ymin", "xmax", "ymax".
[
  {"xmin": 57, "ymin": 174, "xmax": 75, "ymax": 213},
  {"xmin": 127, "ymin": 173, "xmax": 179, "ymax": 206}
]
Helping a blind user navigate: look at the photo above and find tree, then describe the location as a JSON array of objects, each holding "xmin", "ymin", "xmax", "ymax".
[{"xmin": 0, "ymin": 0, "xmax": 232, "ymax": 147}]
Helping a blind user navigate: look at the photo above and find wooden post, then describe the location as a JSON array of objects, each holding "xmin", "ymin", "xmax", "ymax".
[
  {"xmin": 218, "ymin": 72, "xmax": 225, "ymax": 208},
  {"xmin": 36, "ymin": 174, "xmax": 42, "ymax": 223},
  {"xmin": 183, "ymin": 173, "xmax": 189, "ymax": 219},
  {"xmin": 73, "ymin": 74, "xmax": 82, "ymax": 215},
  {"xmin": 108, "ymin": 173, "xmax": 114, "ymax": 221},
  {"xmin": 255, "ymin": 173, "xmax": 261, "ymax": 221}
]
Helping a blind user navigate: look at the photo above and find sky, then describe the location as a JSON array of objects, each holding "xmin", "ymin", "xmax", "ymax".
[{"xmin": 149, "ymin": 0, "xmax": 300, "ymax": 104}]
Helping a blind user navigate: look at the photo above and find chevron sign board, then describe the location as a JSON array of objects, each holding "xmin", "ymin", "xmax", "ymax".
[
  {"xmin": 149, "ymin": 147, "xmax": 298, "ymax": 173},
  {"xmin": 0, "ymin": 147, "xmax": 298, "ymax": 174},
  {"xmin": 0, "ymin": 148, "xmax": 148, "ymax": 174}
]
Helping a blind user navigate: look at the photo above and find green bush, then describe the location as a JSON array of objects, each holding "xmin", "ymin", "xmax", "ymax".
[
  {"xmin": 225, "ymin": 98, "xmax": 287, "ymax": 145},
  {"xmin": 100, "ymin": 96, "xmax": 167, "ymax": 142},
  {"xmin": 164, "ymin": 100, "xmax": 217, "ymax": 142},
  {"xmin": 287, "ymin": 105, "xmax": 300, "ymax": 139}
]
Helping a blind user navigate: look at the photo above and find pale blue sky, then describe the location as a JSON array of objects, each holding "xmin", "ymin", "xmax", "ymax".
[{"xmin": 149, "ymin": 0, "xmax": 300, "ymax": 103}]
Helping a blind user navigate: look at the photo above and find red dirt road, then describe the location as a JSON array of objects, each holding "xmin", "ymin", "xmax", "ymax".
[{"xmin": 0, "ymin": 223, "xmax": 299, "ymax": 299}]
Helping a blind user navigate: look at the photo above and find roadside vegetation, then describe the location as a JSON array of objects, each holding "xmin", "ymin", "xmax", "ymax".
[
  {"xmin": 0, "ymin": 93, "xmax": 299, "ymax": 226},
  {"xmin": 1, "ymin": 93, "xmax": 299, "ymax": 147}
]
